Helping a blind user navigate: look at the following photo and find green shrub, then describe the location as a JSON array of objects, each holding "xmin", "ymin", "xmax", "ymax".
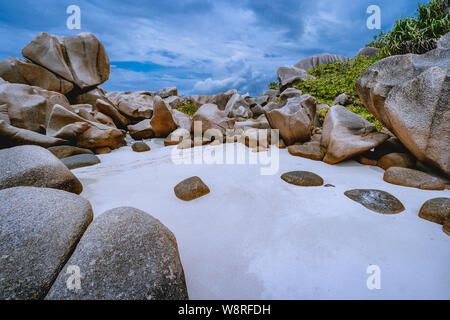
[
  {"xmin": 368, "ymin": 0, "xmax": 449, "ymax": 56},
  {"xmin": 173, "ymin": 101, "xmax": 199, "ymax": 117},
  {"xmin": 269, "ymin": 82, "xmax": 279, "ymax": 90},
  {"xmin": 293, "ymin": 55, "xmax": 384, "ymax": 130}
]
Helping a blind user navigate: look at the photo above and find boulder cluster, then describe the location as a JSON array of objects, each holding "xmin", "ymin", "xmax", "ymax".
[{"xmin": 0, "ymin": 31, "xmax": 449, "ymax": 300}]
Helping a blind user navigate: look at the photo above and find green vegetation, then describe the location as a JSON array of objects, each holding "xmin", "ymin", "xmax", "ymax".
[
  {"xmin": 293, "ymin": 55, "xmax": 384, "ymax": 130},
  {"xmin": 269, "ymin": 82, "xmax": 279, "ymax": 90},
  {"xmin": 368, "ymin": 0, "xmax": 449, "ymax": 56},
  {"xmin": 173, "ymin": 101, "xmax": 199, "ymax": 117}
]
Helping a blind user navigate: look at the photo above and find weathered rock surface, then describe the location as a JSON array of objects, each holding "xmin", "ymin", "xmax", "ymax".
[
  {"xmin": 47, "ymin": 105, "xmax": 125, "ymax": 149},
  {"xmin": 128, "ymin": 119, "xmax": 154, "ymax": 140},
  {"xmin": 0, "ymin": 83, "xmax": 70, "ymax": 132},
  {"xmin": 321, "ymin": 106, "xmax": 388, "ymax": 164},
  {"xmin": 172, "ymin": 109, "xmax": 192, "ymax": 130},
  {"xmin": 373, "ymin": 137, "xmax": 410, "ymax": 159},
  {"xmin": 383, "ymin": 167, "xmax": 445, "ymax": 190},
  {"xmin": 264, "ymin": 95, "xmax": 316, "ymax": 145},
  {"xmin": 96, "ymin": 99, "xmax": 130, "ymax": 128},
  {"xmin": 0, "ymin": 120, "xmax": 67, "ymax": 149},
  {"xmin": 46, "ymin": 207, "xmax": 188, "ymax": 300},
  {"xmin": 418, "ymin": 198, "xmax": 450, "ymax": 225},
  {"xmin": 280, "ymin": 171, "xmax": 324, "ymax": 187},
  {"xmin": 443, "ymin": 220, "xmax": 450, "ymax": 236},
  {"xmin": 61, "ymin": 154, "xmax": 101, "ymax": 169},
  {"xmin": 150, "ymin": 97, "xmax": 178, "ymax": 137},
  {"xmin": 211, "ymin": 89, "xmax": 237, "ymax": 110},
  {"xmin": 22, "ymin": 32, "xmax": 110, "ymax": 89},
  {"xmin": 131, "ymin": 141, "xmax": 150, "ymax": 152},
  {"xmin": 93, "ymin": 147, "xmax": 111, "ymax": 154},
  {"xmin": 288, "ymin": 142, "xmax": 325, "ymax": 161},
  {"xmin": 344, "ymin": 189, "xmax": 405, "ymax": 214},
  {"xmin": 48, "ymin": 145, "xmax": 94, "ymax": 159},
  {"xmin": 224, "ymin": 93, "xmax": 252, "ymax": 118},
  {"xmin": 155, "ymin": 87, "xmax": 178, "ymax": 98},
  {"xmin": 165, "ymin": 128, "xmax": 191, "ymax": 146},
  {"xmin": 277, "ymin": 66, "xmax": 308, "ymax": 92},
  {"xmin": 356, "ymin": 39, "xmax": 450, "ymax": 175},
  {"xmin": 0, "ymin": 145, "xmax": 83, "ymax": 194},
  {"xmin": 107, "ymin": 91, "xmax": 153, "ymax": 119},
  {"xmin": 332, "ymin": 93, "xmax": 353, "ymax": 106},
  {"xmin": 356, "ymin": 47, "xmax": 379, "ymax": 58},
  {"xmin": 0, "ymin": 187, "xmax": 93, "ymax": 300},
  {"xmin": 377, "ymin": 153, "xmax": 415, "ymax": 170},
  {"xmin": 191, "ymin": 103, "xmax": 235, "ymax": 135},
  {"xmin": 174, "ymin": 176, "xmax": 210, "ymax": 201},
  {"xmin": 0, "ymin": 56, "xmax": 73, "ymax": 94},
  {"xmin": 294, "ymin": 53, "xmax": 348, "ymax": 71},
  {"xmin": 279, "ymin": 88, "xmax": 303, "ymax": 103}
]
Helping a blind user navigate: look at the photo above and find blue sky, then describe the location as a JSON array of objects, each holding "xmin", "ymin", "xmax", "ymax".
[{"xmin": 0, "ymin": 0, "xmax": 419, "ymax": 96}]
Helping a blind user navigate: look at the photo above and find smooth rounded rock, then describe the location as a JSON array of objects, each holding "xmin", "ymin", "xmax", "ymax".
[
  {"xmin": 61, "ymin": 154, "xmax": 100, "ymax": 170},
  {"xmin": 174, "ymin": 176, "xmax": 210, "ymax": 201},
  {"xmin": 344, "ymin": 189, "xmax": 405, "ymax": 214},
  {"xmin": 0, "ymin": 187, "xmax": 93, "ymax": 300},
  {"xmin": 46, "ymin": 207, "xmax": 188, "ymax": 300},
  {"xmin": 418, "ymin": 198, "xmax": 450, "ymax": 225},
  {"xmin": 288, "ymin": 142, "xmax": 324, "ymax": 161},
  {"xmin": 383, "ymin": 167, "xmax": 445, "ymax": 190},
  {"xmin": 281, "ymin": 171, "xmax": 324, "ymax": 187},
  {"xmin": 132, "ymin": 142, "xmax": 150, "ymax": 153},
  {"xmin": 0, "ymin": 145, "xmax": 83, "ymax": 194}
]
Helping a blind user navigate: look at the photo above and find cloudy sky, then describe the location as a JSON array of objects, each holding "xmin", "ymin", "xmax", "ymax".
[{"xmin": 0, "ymin": 0, "xmax": 419, "ymax": 96}]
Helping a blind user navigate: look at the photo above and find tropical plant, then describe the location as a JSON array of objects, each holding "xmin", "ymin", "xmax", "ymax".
[
  {"xmin": 368, "ymin": 0, "xmax": 449, "ymax": 56},
  {"xmin": 173, "ymin": 101, "xmax": 199, "ymax": 117},
  {"xmin": 293, "ymin": 55, "xmax": 384, "ymax": 130}
]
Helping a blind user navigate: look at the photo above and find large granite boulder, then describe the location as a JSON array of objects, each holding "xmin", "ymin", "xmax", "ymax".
[
  {"xmin": 46, "ymin": 207, "xmax": 189, "ymax": 300},
  {"xmin": 383, "ymin": 167, "xmax": 445, "ymax": 190},
  {"xmin": 0, "ymin": 145, "xmax": 83, "ymax": 194},
  {"xmin": 264, "ymin": 94, "xmax": 316, "ymax": 145},
  {"xmin": 277, "ymin": 66, "xmax": 308, "ymax": 92},
  {"xmin": 0, "ymin": 187, "xmax": 93, "ymax": 300},
  {"xmin": 211, "ymin": 89, "xmax": 237, "ymax": 110},
  {"xmin": 321, "ymin": 106, "xmax": 388, "ymax": 164},
  {"xmin": 73, "ymin": 87, "xmax": 107, "ymax": 107},
  {"xmin": 0, "ymin": 120, "xmax": 67, "ymax": 149},
  {"xmin": 47, "ymin": 105, "xmax": 125, "ymax": 149},
  {"xmin": 356, "ymin": 47, "xmax": 379, "ymax": 58},
  {"xmin": 96, "ymin": 99, "xmax": 130, "ymax": 128},
  {"xmin": 191, "ymin": 103, "xmax": 235, "ymax": 135},
  {"xmin": 0, "ymin": 57, "xmax": 73, "ymax": 94},
  {"xmin": 172, "ymin": 109, "xmax": 192, "ymax": 130},
  {"xmin": 69, "ymin": 104, "xmax": 116, "ymax": 128},
  {"xmin": 294, "ymin": 53, "xmax": 348, "ymax": 71},
  {"xmin": 150, "ymin": 97, "xmax": 178, "ymax": 137},
  {"xmin": 106, "ymin": 91, "xmax": 153, "ymax": 119},
  {"xmin": 155, "ymin": 87, "xmax": 177, "ymax": 98},
  {"xmin": 22, "ymin": 32, "xmax": 110, "ymax": 89},
  {"xmin": 356, "ymin": 34, "xmax": 450, "ymax": 175},
  {"xmin": 224, "ymin": 93, "xmax": 252, "ymax": 118},
  {"xmin": 0, "ymin": 83, "xmax": 70, "ymax": 133},
  {"xmin": 189, "ymin": 95, "xmax": 214, "ymax": 107},
  {"xmin": 127, "ymin": 119, "xmax": 154, "ymax": 140}
]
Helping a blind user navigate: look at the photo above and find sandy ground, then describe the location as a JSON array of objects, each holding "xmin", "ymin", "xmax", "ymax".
[{"xmin": 72, "ymin": 139, "xmax": 450, "ymax": 299}]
